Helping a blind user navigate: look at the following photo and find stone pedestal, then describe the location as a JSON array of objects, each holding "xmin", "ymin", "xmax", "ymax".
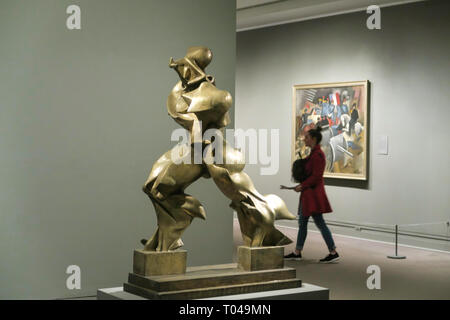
[
  {"xmin": 123, "ymin": 263, "xmax": 301, "ymax": 300},
  {"xmin": 123, "ymin": 246, "xmax": 301, "ymax": 300},
  {"xmin": 133, "ymin": 249, "xmax": 186, "ymax": 276},
  {"xmin": 99, "ymin": 283, "xmax": 329, "ymax": 300},
  {"xmin": 237, "ymin": 246, "xmax": 284, "ymax": 271}
]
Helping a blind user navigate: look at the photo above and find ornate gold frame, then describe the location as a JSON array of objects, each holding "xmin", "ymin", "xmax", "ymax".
[{"xmin": 292, "ymin": 80, "xmax": 369, "ymax": 180}]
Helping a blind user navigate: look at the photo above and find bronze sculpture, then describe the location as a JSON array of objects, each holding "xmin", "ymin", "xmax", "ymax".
[{"xmin": 141, "ymin": 46, "xmax": 295, "ymax": 252}]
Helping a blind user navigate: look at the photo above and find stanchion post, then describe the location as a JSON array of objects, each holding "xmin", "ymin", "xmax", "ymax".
[{"xmin": 387, "ymin": 224, "xmax": 406, "ymax": 259}]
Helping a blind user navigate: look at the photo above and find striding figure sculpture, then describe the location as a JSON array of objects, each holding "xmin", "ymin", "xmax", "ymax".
[{"xmin": 141, "ymin": 47, "xmax": 295, "ymax": 252}]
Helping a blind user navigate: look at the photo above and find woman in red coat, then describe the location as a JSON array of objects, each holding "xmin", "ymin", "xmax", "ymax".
[{"xmin": 282, "ymin": 126, "xmax": 339, "ymax": 263}]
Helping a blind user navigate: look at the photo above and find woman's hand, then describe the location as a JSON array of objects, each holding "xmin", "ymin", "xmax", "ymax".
[{"xmin": 294, "ymin": 184, "xmax": 303, "ymax": 192}]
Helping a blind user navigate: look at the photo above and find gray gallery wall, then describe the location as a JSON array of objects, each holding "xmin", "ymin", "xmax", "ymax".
[
  {"xmin": 0, "ymin": 0, "xmax": 236, "ymax": 299},
  {"xmin": 236, "ymin": 1, "xmax": 449, "ymax": 251}
]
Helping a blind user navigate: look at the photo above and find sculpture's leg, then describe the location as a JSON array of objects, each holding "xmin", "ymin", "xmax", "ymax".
[
  {"xmin": 144, "ymin": 194, "xmax": 194, "ymax": 251},
  {"xmin": 142, "ymin": 144, "xmax": 207, "ymax": 251},
  {"xmin": 230, "ymin": 195, "xmax": 295, "ymax": 247},
  {"xmin": 204, "ymin": 139, "xmax": 296, "ymax": 247},
  {"xmin": 251, "ymin": 229, "xmax": 266, "ymax": 247},
  {"xmin": 231, "ymin": 201, "xmax": 253, "ymax": 247}
]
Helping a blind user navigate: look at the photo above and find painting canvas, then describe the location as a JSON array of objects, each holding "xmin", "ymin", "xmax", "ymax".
[{"xmin": 292, "ymin": 81, "xmax": 369, "ymax": 180}]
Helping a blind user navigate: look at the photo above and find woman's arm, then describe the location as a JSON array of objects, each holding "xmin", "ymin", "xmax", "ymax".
[{"xmin": 280, "ymin": 184, "xmax": 301, "ymax": 191}]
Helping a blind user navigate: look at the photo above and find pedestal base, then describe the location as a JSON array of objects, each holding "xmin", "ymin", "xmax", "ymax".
[
  {"xmin": 387, "ymin": 255, "xmax": 407, "ymax": 259},
  {"xmin": 124, "ymin": 246, "xmax": 300, "ymax": 300},
  {"xmin": 237, "ymin": 246, "xmax": 284, "ymax": 271},
  {"xmin": 123, "ymin": 263, "xmax": 301, "ymax": 300},
  {"xmin": 133, "ymin": 249, "xmax": 186, "ymax": 276},
  {"xmin": 99, "ymin": 283, "xmax": 329, "ymax": 300}
]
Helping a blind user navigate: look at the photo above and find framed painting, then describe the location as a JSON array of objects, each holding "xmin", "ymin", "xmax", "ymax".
[{"xmin": 292, "ymin": 80, "xmax": 369, "ymax": 180}]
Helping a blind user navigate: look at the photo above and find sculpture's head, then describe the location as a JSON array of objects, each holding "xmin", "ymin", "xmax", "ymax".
[
  {"xmin": 169, "ymin": 46, "xmax": 213, "ymax": 88},
  {"xmin": 185, "ymin": 46, "xmax": 212, "ymax": 70}
]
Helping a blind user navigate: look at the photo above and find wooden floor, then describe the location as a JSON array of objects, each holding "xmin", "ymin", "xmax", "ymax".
[{"xmin": 233, "ymin": 219, "xmax": 450, "ymax": 300}]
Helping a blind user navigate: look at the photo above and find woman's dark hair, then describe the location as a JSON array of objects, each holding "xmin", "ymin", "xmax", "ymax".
[{"xmin": 308, "ymin": 125, "xmax": 323, "ymax": 144}]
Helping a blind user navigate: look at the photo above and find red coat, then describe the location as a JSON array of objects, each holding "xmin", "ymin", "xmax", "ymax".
[{"xmin": 300, "ymin": 145, "xmax": 332, "ymax": 217}]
